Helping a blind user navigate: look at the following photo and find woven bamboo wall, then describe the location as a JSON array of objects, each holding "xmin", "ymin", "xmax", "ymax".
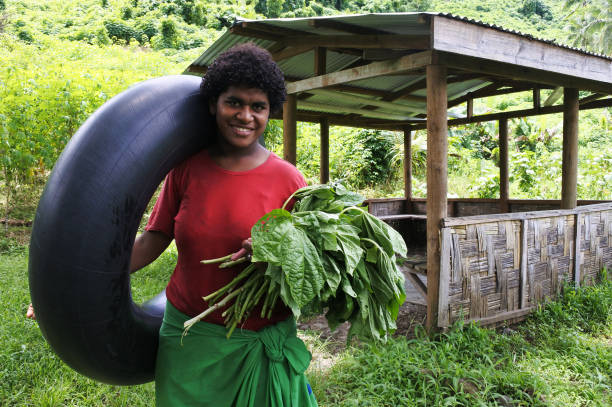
[
  {"xmin": 577, "ymin": 210, "xmax": 612, "ymax": 286},
  {"xmin": 438, "ymin": 204, "xmax": 612, "ymax": 328}
]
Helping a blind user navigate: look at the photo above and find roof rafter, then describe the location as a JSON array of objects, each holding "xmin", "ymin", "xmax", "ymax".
[
  {"xmin": 282, "ymin": 34, "xmax": 430, "ymax": 50},
  {"xmin": 286, "ymin": 50, "xmax": 432, "ymax": 94},
  {"xmin": 308, "ymin": 19, "xmax": 393, "ymax": 35}
]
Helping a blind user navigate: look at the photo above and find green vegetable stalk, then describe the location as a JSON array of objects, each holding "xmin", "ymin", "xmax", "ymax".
[{"xmin": 184, "ymin": 182, "xmax": 407, "ymax": 342}]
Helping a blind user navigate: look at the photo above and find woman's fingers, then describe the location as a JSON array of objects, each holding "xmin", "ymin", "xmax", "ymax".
[
  {"xmin": 230, "ymin": 238, "xmax": 253, "ymax": 261},
  {"xmin": 26, "ymin": 303, "xmax": 36, "ymax": 320}
]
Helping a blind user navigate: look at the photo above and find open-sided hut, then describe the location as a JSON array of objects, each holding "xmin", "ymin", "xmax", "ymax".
[{"xmin": 186, "ymin": 13, "xmax": 612, "ymax": 331}]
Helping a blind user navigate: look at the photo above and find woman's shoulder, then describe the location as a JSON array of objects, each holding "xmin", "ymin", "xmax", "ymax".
[{"xmin": 267, "ymin": 152, "xmax": 306, "ymax": 188}]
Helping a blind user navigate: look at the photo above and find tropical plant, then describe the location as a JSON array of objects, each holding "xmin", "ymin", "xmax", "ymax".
[{"xmin": 563, "ymin": 0, "xmax": 611, "ymax": 55}]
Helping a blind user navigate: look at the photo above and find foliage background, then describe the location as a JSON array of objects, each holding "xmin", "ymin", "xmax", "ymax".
[{"xmin": 0, "ymin": 0, "xmax": 610, "ymax": 224}]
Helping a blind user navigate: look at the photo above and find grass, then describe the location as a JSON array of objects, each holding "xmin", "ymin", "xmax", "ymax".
[
  {"xmin": 1, "ymin": 233, "xmax": 610, "ymax": 406},
  {"xmin": 0, "ymin": 238, "xmax": 174, "ymax": 406},
  {"xmin": 307, "ymin": 275, "xmax": 611, "ymax": 407}
]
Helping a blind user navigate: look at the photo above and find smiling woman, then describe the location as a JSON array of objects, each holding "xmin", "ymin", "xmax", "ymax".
[{"xmin": 139, "ymin": 43, "xmax": 318, "ymax": 407}]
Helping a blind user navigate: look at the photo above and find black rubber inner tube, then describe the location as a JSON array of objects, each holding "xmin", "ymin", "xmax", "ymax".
[{"xmin": 28, "ymin": 75, "xmax": 210, "ymax": 385}]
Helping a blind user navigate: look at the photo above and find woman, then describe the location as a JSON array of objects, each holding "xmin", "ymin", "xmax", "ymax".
[{"xmin": 30, "ymin": 43, "xmax": 318, "ymax": 406}]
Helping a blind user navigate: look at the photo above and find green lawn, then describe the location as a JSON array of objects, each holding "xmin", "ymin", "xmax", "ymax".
[{"xmin": 2, "ymin": 244, "xmax": 610, "ymax": 406}]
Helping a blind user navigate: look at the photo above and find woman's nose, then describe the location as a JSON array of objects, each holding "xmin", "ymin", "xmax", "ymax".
[{"xmin": 236, "ymin": 106, "xmax": 253, "ymax": 121}]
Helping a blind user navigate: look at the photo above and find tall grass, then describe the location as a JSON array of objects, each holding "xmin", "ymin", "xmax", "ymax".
[
  {"xmin": 308, "ymin": 273, "xmax": 612, "ymax": 407},
  {"xmin": 0, "ymin": 245, "xmax": 175, "ymax": 406},
  {"xmin": 2, "ymin": 243, "xmax": 610, "ymax": 406}
]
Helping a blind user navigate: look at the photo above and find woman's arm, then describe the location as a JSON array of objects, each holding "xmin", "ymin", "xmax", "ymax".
[{"xmin": 130, "ymin": 230, "xmax": 172, "ymax": 273}]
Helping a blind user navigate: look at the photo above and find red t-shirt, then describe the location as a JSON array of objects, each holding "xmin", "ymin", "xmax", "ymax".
[{"xmin": 146, "ymin": 150, "xmax": 306, "ymax": 331}]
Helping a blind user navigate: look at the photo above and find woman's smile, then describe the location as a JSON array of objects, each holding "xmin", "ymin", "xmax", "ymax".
[{"xmin": 210, "ymin": 86, "xmax": 270, "ymax": 151}]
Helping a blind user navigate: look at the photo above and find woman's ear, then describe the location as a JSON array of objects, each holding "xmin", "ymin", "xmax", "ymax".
[{"xmin": 208, "ymin": 99, "xmax": 217, "ymax": 115}]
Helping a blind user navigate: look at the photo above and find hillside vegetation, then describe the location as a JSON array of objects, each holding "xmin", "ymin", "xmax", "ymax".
[{"xmin": 0, "ymin": 0, "xmax": 610, "ymax": 225}]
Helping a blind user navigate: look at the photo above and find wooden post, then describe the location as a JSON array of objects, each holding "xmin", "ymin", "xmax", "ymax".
[
  {"xmin": 315, "ymin": 47, "xmax": 329, "ymax": 183},
  {"xmin": 403, "ymin": 126, "xmax": 413, "ymax": 211},
  {"xmin": 283, "ymin": 94, "xmax": 297, "ymax": 165},
  {"xmin": 466, "ymin": 98, "xmax": 473, "ymax": 119},
  {"xmin": 499, "ymin": 118, "xmax": 509, "ymax": 213},
  {"xmin": 426, "ymin": 64, "xmax": 447, "ymax": 332},
  {"xmin": 561, "ymin": 88, "xmax": 579, "ymax": 209},
  {"xmin": 533, "ymin": 87, "xmax": 541, "ymax": 111},
  {"xmin": 320, "ymin": 118, "xmax": 329, "ymax": 184},
  {"xmin": 314, "ymin": 46, "xmax": 327, "ymax": 77}
]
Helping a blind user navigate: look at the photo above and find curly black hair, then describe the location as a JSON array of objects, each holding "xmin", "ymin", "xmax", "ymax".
[{"xmin": 200, "ymin": 43, "xmax": 286, "ymax": 114}]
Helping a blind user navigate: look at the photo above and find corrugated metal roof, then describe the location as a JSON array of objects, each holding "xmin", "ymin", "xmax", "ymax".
[{"xmin": 186, "ymin": 13, "xmax": 611, "ymax": 130}]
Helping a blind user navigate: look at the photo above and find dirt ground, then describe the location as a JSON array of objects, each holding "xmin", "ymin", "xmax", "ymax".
[{"xmin": 297, "ymin": 300, "xmax": 427, "ymax": 347}]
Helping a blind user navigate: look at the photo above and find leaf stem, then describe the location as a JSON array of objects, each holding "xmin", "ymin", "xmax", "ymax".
[
  {"xmin": 360, "ymin": 237, "xmax": 384, "ymax": 253},
  {"xmin": 200, "ymin": 253, "xmax": 233, "ymax": 264},
  {"xmin": 183, "ymin": 287, "xmax": 244, "ymax": 334},
  {"xmin": 203, "ymin": 263, "xmax": 256, "ymax": 303},
  {"xmin": 281, "ymin": 189, "xmax": 300, "ymax": 211},
  {"xmin": 339, "ymin": 205, "xmax": 367, "ymax": 216},
  {"xmin": 219, "ymin": 256, "xmax": 249, "ymax": 269}
]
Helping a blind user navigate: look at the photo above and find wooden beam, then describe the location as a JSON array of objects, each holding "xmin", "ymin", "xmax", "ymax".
[
  {"xmin": 544, "ymin": 87, "xmax": 563, "ymax": 106},
  {"xmin": 286, "ymin": 50, "xmax": 432, "ymax": 94},
  {"xmin": 436, "ymin": 51, "xmax": 612, "ymax": 95},
  {"xmin": 574, "ymin": 213, "xmax": 582, "ymax": 287},
  {"xmin": 404, "ymin": 126, "xmax": 413, "ymax": 202},
  {"xmin": 438, "ymin": 228, "xmax": 451, "ymax": 327},
  {"xmin": 320, "ymin": 118, "xmax": 330, "ymax": 184},
  {"xmin": 406, "ymin": 272, "xmax": 428, "ymax": 300},
  {"xmin": 272, "ymin": 45, "xmax": 314, "ymax": 62},
  {"xmin": 426, "ymin": 64, "xmax": 448, "ymax": 333},
  {"xmin": 448, "ymin": 83, "xmax": 531, "ymax": 109},
  {"xmin": 499, "ymin": 118, "xmax": 509, "ymax": 213},
  {"xmin": 233, "ymin": 21, "xmax": 314, "ymax": 40},
  {"xmin": 308, "ymin": 18, "xmax": 393, "ymax": 35},
  {"xmin": 324, "ymin": 84, "xmax": 393, "ymax": 99},
  {"xmin": 561, "ymin": 88, "xmax": 579, "ymax": 209},
  {"xmin": 298, "ymin": 101, "xmax": 421, "ymax": 121},
  {"xmin": 520, "ymin": 219, "xmax": 528, "ymax": 308},
  {"xmin": 282, "ymin": 34, "xmax": 430, "ymax": 50},
  {"xmin": 440, "ymin": 202, "xmax": 612, "ymax": 227},
  {"xmin": 283, "ymin": 94, "xmax": 297, "ymax": 165},
  {"xmin": 533, "ymin": 87, "xmax": 541, "ymax": 111},
  {"xmin": 310, "ymin": 89, "xmax": 425, "ymax": 114},
  {"xmin": 579, "ymin": 93, "xmax": 606, "ymax": 104},
  {"xmin": 272, "ymin": 110, "xmax": 410, "ymax": 131},
  {"xmin": 362, "ymin": 49, "xmax": 414, "ymax": 61},
  {"xmin": 383, "ymin": 78, "xmax": 427, "ymax": 102},
  {"xmin": 432, "ymin": 16, "xmax": 612, "ymax": 87},
  {"xmin": 411, "ymin": 97, "xmax": 612, "ymax": 130},
  {"xmin": 315, "ymin": 47, "xmax": 327, "ymax": 76},
  {"xmin": 466, "ymin": 98, "xmax": 473, "ymax": 118}
]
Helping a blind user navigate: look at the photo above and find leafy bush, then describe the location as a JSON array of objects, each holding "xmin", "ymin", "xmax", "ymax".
[
  {"xmin": 121, "ymin": 6, "xmax": 134, "ymax": 20},
  {"xmin": 17, "ymin": 29, "xmax": 34, "ymax": 43},
  {"xmin": 104, "ymin": 19, "xmax": 141, "ymax": 44},
  {"xmin": 518, "ymin": 0, "xmax": 553, "ymax": 20},
  {"xmin": 341, "ymin": 130, "xmax": 399, "ymax": 188}
]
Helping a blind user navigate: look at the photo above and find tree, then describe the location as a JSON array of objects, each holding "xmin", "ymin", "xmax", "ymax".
[{"xmin": 563, "ymin": 0, "xmax": 611, "ymax": 55}]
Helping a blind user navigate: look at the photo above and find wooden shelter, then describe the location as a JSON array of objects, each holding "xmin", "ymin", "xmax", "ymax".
[{"xmin": 186, "ymin": 13, "xmax": 612, "ymax": 331}]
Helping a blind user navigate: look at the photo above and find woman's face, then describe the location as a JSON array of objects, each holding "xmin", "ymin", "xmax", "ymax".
[{"xmin": 209, "ymin": 86, "xmax": 270, "ymax": 151}]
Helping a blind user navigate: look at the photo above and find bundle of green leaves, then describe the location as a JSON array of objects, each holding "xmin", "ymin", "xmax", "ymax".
[{"xmin": 184, "ymin": 182, "xmax": 407, "ymax": 342}]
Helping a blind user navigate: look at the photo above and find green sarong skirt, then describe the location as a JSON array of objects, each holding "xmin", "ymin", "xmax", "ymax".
[{"xmin": 155, "ymin": 301, "xmax": 318, "ymax": 407}]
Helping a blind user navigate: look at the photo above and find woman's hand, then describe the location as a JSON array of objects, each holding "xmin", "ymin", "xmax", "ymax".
[
  {"xmin": 230, "ymin": 237, "xmax": 253, "ymax": 261},
  {"xmin": 26, "ymin": 303, "xmax": 36, "ymax": 320}
]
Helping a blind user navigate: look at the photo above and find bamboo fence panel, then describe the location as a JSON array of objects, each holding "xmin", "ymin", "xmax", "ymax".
[{"xmin": 438, "ymin": 204, "xmax": 612, "ymax": 328}]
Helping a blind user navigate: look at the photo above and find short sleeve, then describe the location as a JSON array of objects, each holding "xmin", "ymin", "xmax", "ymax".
[{"xmin": 145, "ymin": 168, "xmax": 183, "ymax": 239}]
